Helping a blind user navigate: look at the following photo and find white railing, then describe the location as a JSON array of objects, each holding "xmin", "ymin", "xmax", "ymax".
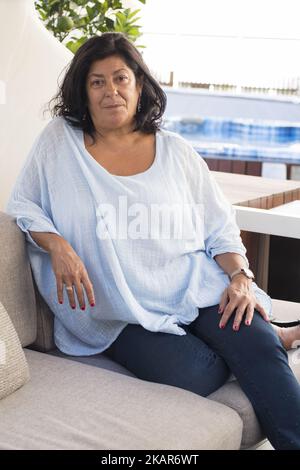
[{"xmin": 235, "ymin": 203, "xmax": 300, "ymax": 239}]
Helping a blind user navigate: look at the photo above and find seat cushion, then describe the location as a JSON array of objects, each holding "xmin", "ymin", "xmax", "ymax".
[
  {"xmin": 28, "ymin": 297, "xmax": 300, "ymax": 449},
  {"xmin": 0, "ymin": 302, "xmax": 30, "ymax": 400},
  {"xmin": 209, "ymin": 348, "xmax": 300, "ymax": 449},
  {"xmin": 0, "ymin": 212, "xmax": 37, "ymax": 347},
  {"xmin": 49, "ymin": 348, "xmax": 136, "ymax": 378},
  {"xmin": 0, "ymin": 349, "xmax": 242, "ymax": 450},
  {"xmin": 271, "ymin": 299, "xmax": 300, "ymax": 323},
  {"xmin": 208, "ymin": 381, "xmax": 263, "ymax": 449},
  {"xmin": 208, "ymin": 297, "xmax": 300, "ymax": 449},
  {"xmin": 42, "ymin": 298, "xmax": 300, "ymax": 449}
]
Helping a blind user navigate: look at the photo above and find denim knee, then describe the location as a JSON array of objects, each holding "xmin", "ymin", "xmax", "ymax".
[
  {"xmin": 243, "ymin": 320, "xmax": 288, "ymax": 366},
  {"xmin": 183, "ymin": 351, "xmax": 230, "ymax": 397}
]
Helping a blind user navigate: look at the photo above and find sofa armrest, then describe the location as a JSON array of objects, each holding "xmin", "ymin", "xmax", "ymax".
[{"xmin": 272, "ymin": 299, "xmax": 300, "ymax": 323}]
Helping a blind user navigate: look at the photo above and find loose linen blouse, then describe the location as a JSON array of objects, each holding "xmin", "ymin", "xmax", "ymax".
[{"xmin": 6, "ymin": 117, "xmax": 272, "ymax": 355}]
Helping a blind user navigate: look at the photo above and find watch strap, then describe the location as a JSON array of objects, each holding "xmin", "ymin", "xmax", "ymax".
[{"xmin": 230, "ymin": 267, "xmax": 254, "ymax": 281}]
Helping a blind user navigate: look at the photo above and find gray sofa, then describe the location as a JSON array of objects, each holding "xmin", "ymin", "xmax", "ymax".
[{"xmin": 0, "ymin": 211, "xmax": 299, "ymax": 450}]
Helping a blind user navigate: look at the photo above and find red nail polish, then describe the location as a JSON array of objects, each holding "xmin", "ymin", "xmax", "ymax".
[
  {"xmin": 71, "ymin": 305, "xmax": 76, "ymax": 309},
  {"xmin": 81, "ymin": 306, "xmax": 85, "ymax": 311},
  {"xmin": 233, "ymin": 325, "xmax": 238, "ymax": 331},
  {"xmin": 90, "ymin": 303, "xmax": 95, "ymax": 307},
  {"xmin": 219, "ymin": 324, "xmax": 224, "ymax": 329},
  {"xmin": 246, "ymin": 320, "xmax": 250, "ymax": 326},
  {"xmin": 59, "ymin": 301, "xmax": 63, "ymax": 304}
]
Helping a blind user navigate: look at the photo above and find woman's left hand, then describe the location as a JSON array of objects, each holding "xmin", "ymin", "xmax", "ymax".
[{"xmin": 218, "ymin": 274, "xmax": 269, "ymax": 331}]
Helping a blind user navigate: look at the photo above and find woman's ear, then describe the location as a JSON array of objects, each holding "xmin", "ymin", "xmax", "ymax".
[{"xmin": 137, "ymin": 74, "xmax": 144, "ymax": 93}]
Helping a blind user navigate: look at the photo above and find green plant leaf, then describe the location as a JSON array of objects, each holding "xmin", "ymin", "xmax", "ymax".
[
  {"xmin": 49, "ymin": 0, "xmax": 60, "ymax": 15},
  {"xmin": 34, "ymin": 0, "xmax": 147, "ymax": 48},
  {"xmin": 86, "ymin": 5, "xmax": 96, "ymax": 20},
  {"xmin": 66, "ymin": 35, "xmax": 88, "ymax": 53},
  {"xmin": 126, "ymin": 9, "xmax": 140, "ymax": 20},
  {"xmin": 105, "ymin": 17, "xmax": 115, "ymax": 29},
  {"xmin": 57, "ymin": 16, "xmax": 74, "ymax": 32},
  {"xmin": 73, "ymin": 17, "xmax": 88, "ymax": 28},
  {"xmin": 128, "ymin": 27, "xmax": 140, "ymax": 36}
]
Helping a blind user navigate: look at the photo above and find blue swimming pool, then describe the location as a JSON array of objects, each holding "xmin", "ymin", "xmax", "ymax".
[{"xmin": 162, "ymin": 117, "xmax": 300, "ymax": 165}]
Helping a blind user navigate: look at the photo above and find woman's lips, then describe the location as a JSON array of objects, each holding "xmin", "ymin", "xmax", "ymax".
[{"xmin": 103, "ymin": 104, "xmax": 123, "ymax": 109}]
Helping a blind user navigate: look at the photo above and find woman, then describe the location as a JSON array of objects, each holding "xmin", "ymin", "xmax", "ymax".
[{"xmin": 6, "ymin": 33, "xmax": 300, "ymax": 449}]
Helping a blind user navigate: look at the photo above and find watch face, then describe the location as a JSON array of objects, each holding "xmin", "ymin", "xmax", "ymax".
[{"xmin": 242, "ymin": 268, "xmax": 254, "ymax": 279}]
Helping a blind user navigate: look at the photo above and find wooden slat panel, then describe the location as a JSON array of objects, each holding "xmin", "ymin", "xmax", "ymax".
[
  {"xmin": 248, "ymin": 197, "xmax": 263, "ymax": 208},
  {"xmin": 205, "ymin": 158, "xmax": 219, "ymax": 171},
  {"xmin": 218, "ymin": 160, "xmax": 232, "ymax": 173},
  {"xmin": 284, "ymin": 191, "xmax": 293, "ymax": 203},
  {"xmin": 232, "ymin": 160, "xmax": 246, "ymax": 174},
  {"xmin": 240, "ymin": 231, "xmax": 261, "ymax": 278},
  {"xmin": 246, "ymin": 162, "xmax": 262, "ymax": 176},
  {"xmin": 286, "ymin": 164, "xmax": 292, "ymax": 180},
  {"xmin": 291, "ymin": 189, "xmax": 300, "ymax": 201},
  {"xmin": 255, "ymin": 234, "xmax": 270, "ymax": 291},
  {"xmin": 272, "ymin": 192, "xmax": 284, "ymax": 208},
  {"xmin": 259, "ymin": 196, "xmax": 269, "ymax": 210},
  {"xmin": 213, "ymin": 172, "xmax": 300, "ymax": 207}
]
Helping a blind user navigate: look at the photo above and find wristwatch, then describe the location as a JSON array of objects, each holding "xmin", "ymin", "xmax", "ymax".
[{"xmin": 230, "ymin": 267, "xmax": 255, "ymax": 281}]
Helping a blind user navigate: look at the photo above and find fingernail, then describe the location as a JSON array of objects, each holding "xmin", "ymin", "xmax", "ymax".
[
  {"xmin": 233, "ymin": 324, "xmax": 239, "ymax": 331},
  {"xmin": 81, "ymin": 306, "xmax": 85, "ymax": 311},
  {"xmin": 219, "ymin": 323, "xmax": 225, "ymax": 329},
  {"xmin": 245, "ymin": 320, "xmax": 250, "ymax": 326},
  {"xmin": 218, "ymin": 308, "xmax": 223, "ymax": 314},
  {"xmin": 90, "ymin": 303, "xmax": 95, "ymax": 307},
  {"xmin": 59, "ymin": 301, "xmax": 63, "ymax": 304},
  {"xmin": 71, "ymin": 305, "xmax": 76, "ymax": 309}
]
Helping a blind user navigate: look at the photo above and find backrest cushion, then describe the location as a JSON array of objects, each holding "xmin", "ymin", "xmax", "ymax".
[
  {"xmin": 0, "ymin": 212, "xmax": 37, "ymax": 346},
  {"xmin": 30, "ymin": 279, "xmax": 56, "ymax": 352},
  {"xmin": 0, "ymin": 302, "xmax": 30, "ymax": 400}
]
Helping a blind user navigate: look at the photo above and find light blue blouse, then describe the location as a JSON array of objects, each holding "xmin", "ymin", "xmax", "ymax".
[{"xmin": 6, "ymin": 117, "xmax": 272, "ymax": 355}]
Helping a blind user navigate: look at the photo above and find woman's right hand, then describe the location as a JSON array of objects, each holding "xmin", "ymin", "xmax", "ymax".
[
  {"xmin": 49, "ymin": 238, "xmax": 95, "ymax": 310},
  {"xmin": 29, "ymin": 231, "xmax": 95, "ymax": 309}
]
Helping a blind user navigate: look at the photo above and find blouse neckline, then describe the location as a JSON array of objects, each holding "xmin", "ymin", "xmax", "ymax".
[{"xmin": 76, "ymin": 127, "xmax": 160, "ymax": 179}]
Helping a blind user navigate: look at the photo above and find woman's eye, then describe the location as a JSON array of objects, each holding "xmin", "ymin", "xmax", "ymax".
[
  {"xmin": 91, "ymin": 80, "xmax": 104, "ymax": 87},
  {"xmin": 118, "ymin": 75, "xmax": 129, "ymax": 82}
]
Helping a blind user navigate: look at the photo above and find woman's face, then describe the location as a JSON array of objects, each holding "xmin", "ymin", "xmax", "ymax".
[{"xmin": 85, "ymin": 55, "xmax": 142, "ymax": 133}]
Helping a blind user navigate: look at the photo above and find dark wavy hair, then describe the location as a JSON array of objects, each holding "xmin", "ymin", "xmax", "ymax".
[{"xmin": 49, "ymin": 33, "xmax": 167, "ymax": 140}]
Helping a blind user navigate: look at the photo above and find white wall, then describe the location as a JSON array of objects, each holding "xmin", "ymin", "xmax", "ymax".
[
  {"xmin": 0, "ymin": 0, "xmax": 72, "ymax": 210},
  {"xmin": 164, "ymin": 87, "xmax": 300, "ymax": 121}
]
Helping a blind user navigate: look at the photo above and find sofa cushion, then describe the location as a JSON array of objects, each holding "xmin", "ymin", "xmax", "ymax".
[
  {"xmin": 0, "ymin": 349, "xmax": 242, "ymax": 450},
  {"xmin": 209, "ymin": 347, "xmax": 300, "ymax": 449},
  {"xmin": 37, "ymin": 298, "xmax": 300, "ymax": 449},
  {"xmin": 0, "ymin": 212, "xmax": 36, "ymax": 347},
  {"xmin": 209, "ymin": 299, "xmax": 300, "ymax": 449},
  {"xmin": 208, "ymin": 382, "xmax": 263, "ymax": 449},
  {"xmin": 0, "ymin": 302, "xmax": 30, "ymax": 400},
  {"xmin": 30, "ymin": 280, "xmax": 55, "ymax": 352},
  {"xmin": 272, "ymin": 299, "xmax": 300, "ymax": 322},
  {"xmin": 49, "ymin": 348, "xmax": 136, "ymax": 377}
]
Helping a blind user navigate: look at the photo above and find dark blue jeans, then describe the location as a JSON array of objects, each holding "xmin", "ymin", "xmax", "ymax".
[{"xmin": 104, "ymin": 305, "xmax": 300, "ymax": 450}]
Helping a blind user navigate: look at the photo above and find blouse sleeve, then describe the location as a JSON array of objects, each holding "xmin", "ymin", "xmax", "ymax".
[
  {"xmin": 6, "ymin": 134, "xmax": 61, "ymax": 253},
  {"xmin": 183, "ymin": 139, "xmax": 249, "ymax": 264}
]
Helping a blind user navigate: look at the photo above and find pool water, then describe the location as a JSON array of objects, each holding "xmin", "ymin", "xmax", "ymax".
[{"xmin": 162, "ymin": 117, "xmax": 300, "ymax": 164}]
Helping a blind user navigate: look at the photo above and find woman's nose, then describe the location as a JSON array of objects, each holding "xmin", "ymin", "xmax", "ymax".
[{"xmin": 105, "ymin": 81, "xmax": 118, "ymax": 96}]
